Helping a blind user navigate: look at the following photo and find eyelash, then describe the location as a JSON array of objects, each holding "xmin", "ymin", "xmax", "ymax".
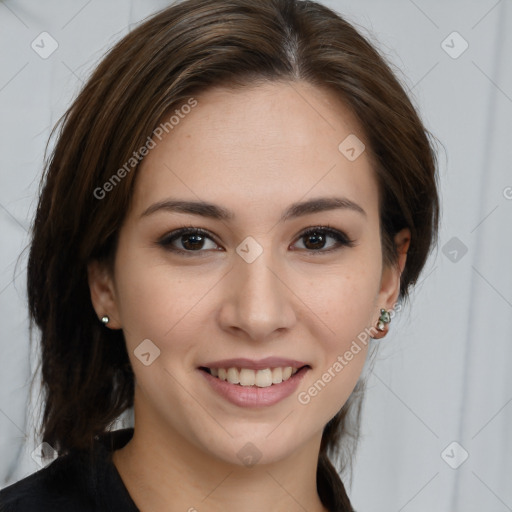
[{"xmin": 157, "ymin": 224, "xmax": 356, "ymax": 257}]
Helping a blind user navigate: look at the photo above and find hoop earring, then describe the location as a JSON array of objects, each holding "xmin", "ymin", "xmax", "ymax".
[{"xmin": 101, "ymin": 315, "xmax": 110, "ymax": 325}]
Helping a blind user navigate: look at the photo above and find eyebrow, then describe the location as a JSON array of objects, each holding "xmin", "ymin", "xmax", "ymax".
[{"xmin": 140, "ymin": 196, "xmax": 366, "ymax": 222}]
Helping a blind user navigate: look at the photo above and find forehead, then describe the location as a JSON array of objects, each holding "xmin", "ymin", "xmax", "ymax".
[{"xmin": 132, "ymin": 81, "xmax": 379, "ymax": 223}]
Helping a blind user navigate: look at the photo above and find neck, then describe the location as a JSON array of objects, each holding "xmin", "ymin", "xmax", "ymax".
[{"xmin": 112, "ymin": 398, "xmax": 329, "ymax": 512}]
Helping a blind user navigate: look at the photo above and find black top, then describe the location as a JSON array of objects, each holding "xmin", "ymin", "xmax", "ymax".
[{"xmin": 0, "ymin": 428, "xmax": 139, "ymax": 512}]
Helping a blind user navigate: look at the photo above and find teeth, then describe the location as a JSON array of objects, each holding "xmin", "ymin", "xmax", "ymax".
[
  {"xmin": 239, "ymin": 368, "xmax": 255, "ymax": 386},
  {"xmin": 255, "ymin": 368, "xmax": 273, "ymax": 387},
  {"xmin": 210, "ymin": 366, "xmax": 301, "ymax": 387},
  {"xmin": 272, "ymin": 367, "xmax": 282, "ymax": 384},
  {"xmin": 227, "ymin": 367, "xmax": 239, "ymax": 384}
]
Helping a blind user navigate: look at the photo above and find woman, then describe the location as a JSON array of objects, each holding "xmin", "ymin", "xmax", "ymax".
[{"xmin": 0, "ymin": 0, "xmax": 439, "ymax": 510}]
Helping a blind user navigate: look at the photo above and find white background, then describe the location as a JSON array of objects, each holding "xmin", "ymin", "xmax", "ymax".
[{"xmin": 0, "ymin": 1, "xmax": 511, "ymax": 510}]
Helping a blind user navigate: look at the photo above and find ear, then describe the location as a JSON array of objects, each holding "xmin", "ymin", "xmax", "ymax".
[
  {"xmin": 375, "ymin": 227, "xmax": 411, "ymax": 312},
  {"xmin": 87, "ymin": 259, "xmax": 122, "ymax": 329}
]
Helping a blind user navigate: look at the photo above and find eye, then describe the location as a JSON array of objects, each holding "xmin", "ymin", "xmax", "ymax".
[
  {"xmin": 158, "ymin": 225, "xmax": 355, "ymax": 256},
  {"xmin": 292, "ymin": 225, "xmax": 355, "ymax": 254},
  {"xmin": 158, "ymin": 227, "xmax": 220, "ymax": 256}
]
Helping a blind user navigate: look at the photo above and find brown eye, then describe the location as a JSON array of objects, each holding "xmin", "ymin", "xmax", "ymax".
[
  {"xmin": 159, "ymin": 228, "xmax": 220, "ymax": 255},
  {"xmin": 179, "ymin": 232, "xmax": 207, "ymax": 250},
  {"xmin": 158, "ymin": 225, "xmax": 355, "ymax": 257},
  {"xmin": 293, "ymin": 227, "xmax": 355, "ymax": 253}
]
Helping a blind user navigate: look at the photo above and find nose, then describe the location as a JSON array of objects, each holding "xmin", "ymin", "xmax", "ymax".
[{"xmin": 217, "ymin": 247, "xmax": 297, "ymax": 342}]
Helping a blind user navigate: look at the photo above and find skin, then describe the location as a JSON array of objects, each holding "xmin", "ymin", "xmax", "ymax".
[{"xmin": 88, "ymin": 80, "xmax": 410, "ymax": 512}]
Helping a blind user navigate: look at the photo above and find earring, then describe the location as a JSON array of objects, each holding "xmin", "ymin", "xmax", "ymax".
[
  {"xmin": 376, "ymin": 308, "xmax": 391, "ymax": 331},
  {"xmin": 371, "ymin": 308, "xmax": 392, "ymax": 340},
  {"xmin": 101, "ymin": 315, "xmax": 110, "ymax": 325}
]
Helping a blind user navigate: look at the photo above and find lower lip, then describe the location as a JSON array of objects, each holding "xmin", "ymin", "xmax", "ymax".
[{"xmin": 199, "ymin": 367, "xmax": 310, "ymax": 407}]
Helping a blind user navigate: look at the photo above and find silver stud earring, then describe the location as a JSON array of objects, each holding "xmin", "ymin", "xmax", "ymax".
[{"xmin": 101, "ymin": 315, "xmax": 110, "ymax": 325}]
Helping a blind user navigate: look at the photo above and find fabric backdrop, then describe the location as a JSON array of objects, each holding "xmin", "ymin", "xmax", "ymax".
[{"xmin": 0, "ymin": 1, "xmax": 510, "ymax": 510}]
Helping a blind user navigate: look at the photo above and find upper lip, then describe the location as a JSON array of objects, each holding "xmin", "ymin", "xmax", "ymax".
[{"xmin": 200, "ymin": 357, "xmax": 311, "ymax": 370}]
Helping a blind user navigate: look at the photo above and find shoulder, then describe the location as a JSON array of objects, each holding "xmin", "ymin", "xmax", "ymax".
[
  {"xmin": 0, "ymin": 428, "xmax": 136, "ymax": 512},
  {"xmin": 0, "ymin": 452, "xmax": 94, "ymax": 512}
]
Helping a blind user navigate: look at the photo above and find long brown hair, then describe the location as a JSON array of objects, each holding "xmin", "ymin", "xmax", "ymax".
[{"xmin": 27, "ymin": 1, "xmax": 440, "ymax": 510}]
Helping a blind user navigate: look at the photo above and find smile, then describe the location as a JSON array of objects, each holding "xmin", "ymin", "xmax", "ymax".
[
  {"xmin": 198, "ymin": 363, "xmax": 311, "ymax": 408},
  {"xmin": 200, "ymin": 366, "xmax": 306, "ymax": 387}
]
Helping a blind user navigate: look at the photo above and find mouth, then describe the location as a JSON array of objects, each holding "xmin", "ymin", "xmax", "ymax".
[{"xmin": 198, "ymin": 364, "xmax": 311, "ymax": 388}]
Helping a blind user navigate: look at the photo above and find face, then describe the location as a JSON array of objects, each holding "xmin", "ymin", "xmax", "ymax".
[{"xmin": 89, "ymin": 81, "xmax": 408, "ymax": 467}]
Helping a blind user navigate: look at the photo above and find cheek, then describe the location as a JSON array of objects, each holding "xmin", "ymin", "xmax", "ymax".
[
  {"xmin": 295, "ymin": 282, "xmax": 371, "ymax": 422},
  {"xmin": 116, "ymin": 269, "xmax": 207, "ymax": 344},
  {"xmin": 290, "ymin": 252, "xmax": 379, "ymax": 410},
  {"xmin": 113, "ymin": 230, "xmax": 196, "ymax": 325},
  {"xmin": 293, "ymin": 249, "xmax": 381, "ymax": 338}
]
